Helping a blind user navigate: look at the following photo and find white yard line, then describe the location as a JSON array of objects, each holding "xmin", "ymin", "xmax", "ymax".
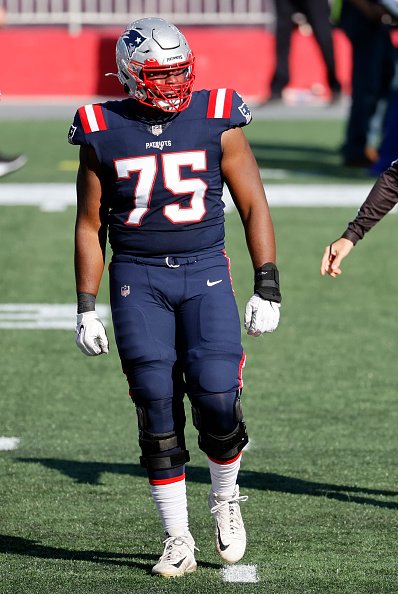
[
  {"xmin": 221, "ymin": 564, "xmax": 259, "ymax": 583},
  {"xmin": 224, "ymin": 183, "xmax": 377, "ymax": 211},
  {"xmin": 0, "ymin": 437, "xmax": 20, "ymax": 451},
  {"xmin": 0, "ymin": 183, "xmax": 379, "ymax": 213},
  {"xmin": 0, "ymin": 304, "xmax": 110, "ymax": 329},
  {"xmin": 0, "ymin": 184, "xmax": 76, "ymax": 211}
]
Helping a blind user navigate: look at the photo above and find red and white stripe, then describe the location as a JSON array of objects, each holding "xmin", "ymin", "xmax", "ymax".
[
  {"xmin": 207, "ymin": 88, "xmax": 234, "ymax": 119},
  {"xmin": 78, "ymin": 104, "xmax": 107, "ymax": 134},
  {"xmin": 149, "ymin": 473, "xmax": 186, "ymax": 487},
  {"xmin": 150, "ymin": 476, "xmax": 188, "ymax": 534},
  {"xmin": 208, "ymin": 452, "xmax": 242, "ymax": 466}
]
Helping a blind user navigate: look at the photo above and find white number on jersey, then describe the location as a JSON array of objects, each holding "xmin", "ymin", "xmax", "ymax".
[{"xmin": 114, "ymin": 151, "xmax": 207, "ymax": 226}]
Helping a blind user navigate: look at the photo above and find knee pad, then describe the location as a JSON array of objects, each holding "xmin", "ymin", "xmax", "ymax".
[
  {"xmin": 138, "ymin": 429, "xmax": 190, "ymax": 471},
  {"xmin": 136, "ymin": 404, "xmax": 189, "ymax": 472},
  {"xmin": 191, "ymin": 391, "xmax": 248, "ymax": 461},
  {"xmin": 197, "ymin": 422, "xmax": 248, "ymax": 462}
]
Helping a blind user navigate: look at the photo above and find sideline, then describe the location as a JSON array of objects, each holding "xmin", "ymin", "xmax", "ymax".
[
  {"xmin": 0, "ymin": 183, "xmax": 376, "ymax": 212},
  {"xmin": 0, "ymin": 96, "xmax": 350, "ymax": 121}
]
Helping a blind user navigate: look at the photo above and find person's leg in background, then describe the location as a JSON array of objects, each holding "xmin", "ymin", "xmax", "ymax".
[
  {"xmin": 340, "ymin": 6, "xmax": 395, "ymax": 166},
  {"xmin": 302, "ymin": 0, "xmax": 342, "ymax": 101},
  {"xmin": 369, "ymin": 47, "xmax": 398, "ymax": 174},
  {"xmin": 269, "ymin": 0, "xmax": 296, "ymax": 100}
]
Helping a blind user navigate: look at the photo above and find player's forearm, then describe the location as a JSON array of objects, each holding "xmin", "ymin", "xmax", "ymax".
[
  {"xmin": 342, "ymin": 162, "xmax": 398, "ymax": 244},
  {"xmin": 242, "ymin": 205, "xmax": 276, "ymax": 269},
  {"xmin": 242, "ymin": 203, "xmax": 281, "ymax": 303},
  {"xmin": 74, "ymin": 226, "xmax": 106, "ymax": 296}
]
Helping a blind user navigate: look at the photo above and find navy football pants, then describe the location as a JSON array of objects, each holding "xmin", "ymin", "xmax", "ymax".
[{"xmin": 109, "ymin": 252, "xmax": 245, "ymax": 481}]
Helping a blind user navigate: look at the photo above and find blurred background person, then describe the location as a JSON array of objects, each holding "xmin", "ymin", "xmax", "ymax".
[
  {"xmin": 266, "ymin": 0, "xmax": 342, "ymax": 104},
  {"xmin": 334, "ymin": 0, "xmax": 395, "ymax": 167},
  {"xmin": 0, "ymin": 4, "xmax": 27, "ymax": 178},
  {"xmin": 366, "ymin": 1, "xmax": 398, "ymax": 175},
  {"xmin": 369, "ymin": 46, "xmax": 398, "ymax": 175}
]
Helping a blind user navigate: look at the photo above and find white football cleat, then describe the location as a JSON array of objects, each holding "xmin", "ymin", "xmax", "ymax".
[
  {"xmin": 152, "ymin": 531, "xmax": 197, "ymax": 577},
  {"xmin": 0, "ymin": 154, "xmax": 27, "ymax": 178},
  {"xmin": 208, "ymin": 485, "xmax": 248, "ymax": 563}
]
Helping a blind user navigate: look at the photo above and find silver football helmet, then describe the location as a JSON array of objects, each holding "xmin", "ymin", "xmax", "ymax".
[{"xmin": 116, "ymin": 17, "xmax": 195, "ymax": 113}]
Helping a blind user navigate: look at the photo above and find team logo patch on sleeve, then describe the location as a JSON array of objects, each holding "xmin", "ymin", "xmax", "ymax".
[
  {"xmin": 238, "ymin": 101, "xmax": 252, "ymax": 124},
  {"xmin": 78, "ymin": 104, "xmax": 108, "ymax": 134},
  {"xmin": 207, "ymin": 89, "xmax": 234, "ymax": 118},
  {"xmin": 67, "ymin": 125, "xmax": 77, "ymax": 144}
]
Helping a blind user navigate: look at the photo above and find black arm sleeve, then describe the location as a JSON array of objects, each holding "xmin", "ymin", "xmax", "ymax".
[{"xmin": 342, "ymin": 161, "xmax": 398, "ymax": 245}]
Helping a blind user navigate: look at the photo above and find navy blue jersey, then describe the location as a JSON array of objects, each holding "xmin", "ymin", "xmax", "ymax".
[{"xmin": 68, "ymin": 89, "xmax": 252, "ymax": 257}]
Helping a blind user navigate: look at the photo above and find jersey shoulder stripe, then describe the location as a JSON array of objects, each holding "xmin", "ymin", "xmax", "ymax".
[
  {"xmin": 78, "ymin": 104, "xmax": 108, "ymax": 134},
  {"xmin": 207, "ymin": 88, "xmax": 234, "ymax": 119}
]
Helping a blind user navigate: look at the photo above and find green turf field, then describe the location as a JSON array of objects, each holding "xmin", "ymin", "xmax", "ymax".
[
  {"xmin": 0, "ymin": 119, "xmax": 397, "ymax": 594},
  {"xmin": 0, "ymin": 117, "xmax": 374, "ymax": 185}
]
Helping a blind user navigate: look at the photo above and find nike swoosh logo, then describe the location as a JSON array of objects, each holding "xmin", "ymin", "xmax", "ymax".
[
  {"xmin": 172, "ymin": 556, "xmax": 187, "ymax": 568},
  {"xmin": 207, "ymin": 279, "xmax": 223, "ymax": 287},
  {"xmin": 217, "ymin": 526, "xmax": 229, "ymax": 551}
]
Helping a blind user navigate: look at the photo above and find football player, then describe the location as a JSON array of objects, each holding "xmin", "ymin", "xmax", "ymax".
[
  {"xmin": 70, "ymin": 17, "xmax": 281, "ymax": 577},
  {"xmin": 320, "ymin": 159, "xmax": 398, "ymax": 276}
]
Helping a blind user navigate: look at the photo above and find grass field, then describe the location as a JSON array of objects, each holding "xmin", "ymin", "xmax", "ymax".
[
  {"xmin": 0, "ymin": 116, "xmax": 374, "ymax": 185},
  {"xmin": 1, "ymin": 117, "xmax": 398, "ymax": 594}
]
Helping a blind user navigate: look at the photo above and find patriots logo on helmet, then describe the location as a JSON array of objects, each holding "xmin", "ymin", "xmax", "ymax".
[{"xmin": 121, "ymin": 30, "xmax": 148, "ymax": 58}]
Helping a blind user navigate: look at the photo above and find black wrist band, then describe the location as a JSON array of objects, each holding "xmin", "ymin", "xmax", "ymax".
[
  {"xmin": 254, "ymin": 262, "xmax": 282, "ymax": 303},
  {"xmin": 77, "ymin": 292, "xmax": 96, "ymax": 314}
]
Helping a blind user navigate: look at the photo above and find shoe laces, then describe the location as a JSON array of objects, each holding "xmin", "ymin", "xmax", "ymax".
[
  {"xmin": 210, "ymin": 492, "xmax": 248, "ymax": 534},
  {"xmin": 160, "ymin": 534, "xmax": 198, "ymax": 563}
]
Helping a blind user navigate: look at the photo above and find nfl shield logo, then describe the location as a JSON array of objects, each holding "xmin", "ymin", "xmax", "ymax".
[
  {"xmin": 151, "ymin": 125, "xmax": 163, "ymax": 136},
  {"xmin": 121, "ymin": 285, "xmax": 130, "ymax": 297}
]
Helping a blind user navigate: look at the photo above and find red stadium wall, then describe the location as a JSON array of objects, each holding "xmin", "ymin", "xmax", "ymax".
[{"xmin": 0, "ymin": 26, "xmax": 353, "ymax": 101}]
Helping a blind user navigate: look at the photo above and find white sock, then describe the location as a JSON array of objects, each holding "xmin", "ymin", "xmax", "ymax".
[
  {"xmin": 150, "ymin": 477, "xmax": 189, "ymax": 536},
  {"xmin": 208, "ymin": 453, "xmax": 242, "ymax": 498}
]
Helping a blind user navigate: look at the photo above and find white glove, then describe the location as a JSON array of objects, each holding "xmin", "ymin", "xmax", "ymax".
[
  {"xmin": 244, "ymin": 294, "xmax": 280, "ymax": 337},
  {"xmin": 75, "ymin": 311, "xmax": 109, "ymax": 356}
]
